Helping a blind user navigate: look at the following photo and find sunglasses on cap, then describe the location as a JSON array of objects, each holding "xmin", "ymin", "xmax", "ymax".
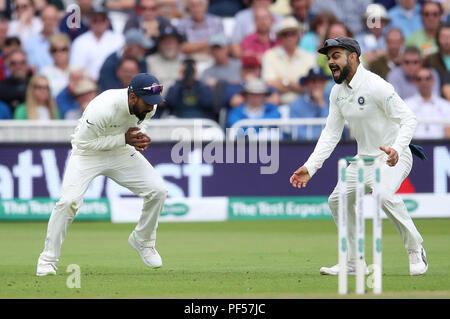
[{"xmin": 129, "ymin": 84, "xmax": 164, "ymax": 95}]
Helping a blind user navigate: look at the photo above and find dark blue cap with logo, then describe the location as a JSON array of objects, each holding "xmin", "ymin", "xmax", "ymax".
[{"xmin": 128, "ymin": 73, "xmax": 165, "ymax": 105}]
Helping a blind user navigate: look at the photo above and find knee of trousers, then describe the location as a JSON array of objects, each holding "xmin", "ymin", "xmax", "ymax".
[
  {"xmin": 327, "ymin": 191, "xmax": 339, "ymax": 219},
  {"xmin": 142, "ymin": 186, "xmax": 168, "ymax": 203},
  {"xmin": 378, "ymin": 189, "xmax": 396, "ymax": 207},
  {"xmin": 55, "ymin": 197, "xmax": 83, "ymax": 218}
]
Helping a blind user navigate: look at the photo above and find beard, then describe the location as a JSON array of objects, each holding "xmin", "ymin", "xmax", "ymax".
[
  {"xmin": 330, "ymin": 62, "xmax": 351, "ymax": 84},
  {"xmin": 131, "ymin": 101, "xmax": 147, "ymax": 121}
]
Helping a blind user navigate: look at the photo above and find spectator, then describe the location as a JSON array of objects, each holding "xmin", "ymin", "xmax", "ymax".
[
  {"xmin": 289, "ymin": 0, "xmax": 314, "ymax": 34},
  {"xmin": 387, "ymin": 0, "xmax": 423, "ymax": 39},
  {"xmin": 65, "ymin": 77, "xmax": 98, "ymax": 119},
  {"xmin": 165, "ymin": 58, "xmax": 216, "ymax": 120},
  {"xmin": 157, "ymin": 0, "xmax": 184, "ymax": 19},
  {"xmin": 310, "ymin": 0, "xmax": 371, "ymax": 36},
  {"xmin": 0, "ymin": 14, "xmax": 7, "ymax": 55},
  {"xmin": 70, "ymin": 7, "xmax": 125, "ymax": 81},
  {"xmin": 23, "ymin": 5, "xmax": 59, "ymax": 73},
  {"xmin": 146, "ymin": 25, "xmax": 184, "ymax": 98},
  {"xmin": 56, "ymin": 66, "xmax": 85, "ymax": 118},
  {"xmin": 0, "ymin": 0, "xmax": 13, "ymax": 19},
  {"xmin": 59, "ymin": 0, "xmax": 92, "ymax": 41},
  {"xmin": 32, "ymin": 0, "xmax": 65, "ymax": 14},
  {"xmin": 356, "ymin": 3, "xmax": 391, "ymax": 65},
  {"xmin": 230, "ymin": 0, "xmax": 282, "ymax": 58},
  {"xmin": 176, "ymin": 0, "xmax": 224, "ymax": 71},
  {"xmin": 224, "ymin": 55, "xmax": 280, "ymax": 110},
  {"xmin": 40, "ymin": 33, "xmax": 71, "ymax": 98},
  {"xmin": 0, "ymin": 14, "xmax": 9, "ymax": 80},
  {"xmin": 0, "ymin": 36, "xmax": 20, "ymax": 79},
  {"xmin": 262, "ymin": 16, "xmax": 316, "ymax": 105},
  {"xmin": 299, "ymin": 11, "xmax": 337, "ymax": 54},
  {"xmin": 369, "ymin": 27, "xmax": 404, "ymax": 79},
  {"xmin": 289, "ymin": 66, "xmax": 330, "ymax": 140},
  {"xmin": 317, "ymin": 22, "xmax": 353, "ymax": 77},
  {"xmin": 227, "ymin": 78, "xmax": 281, "ymax": 130},
  {"xmin": 202, "ymin": 33, "xmax": 241, "ymax": 87},
  {"xmin": 405, "ymin": 66, "xmax": 450, "ymax": 139},
  {"xmin": 240, "ymin": 6, "xmax": 279, "ymax": 62},
  {"xmin": 0, "ymin": 100, "xmax": 12, "ymax": 119},
  {"xmin": 13, "ymin": 74, "xmax": 60, "ymax": 119},
  {"xmin": 387, "ymin": 45, "xmax": 441, "ymax": 99},
  {"xmin": 98, "ymin": 28, "xmax": 150, "ymax": 92},
  {"xmin": 7, "ymin": 0, "xmax": 43, "ymax": 43},
  {"xmin": 114, "ymin": 57, "xmax": 140, "ymax": 90},
  {"xmin": 208, "ymin": 0, "xmax": 243, "ymax": 17},
  {"xmin": 441, "ymin": 71, "xmax": 450, "ymax": 101},
  {"xmin": 123, "ymin": 0, "xmax": 173, "ymax": 54},
  {"xmin": 425, "ymin": 23, "xmax": 450, "ymax": 81},
  {"xmin": 105, "ymin": 0, "xmax": 136, "ymax": 12},
  {"xmin": 0, "ymin": 49, "xmax": 32, "ymax": 114},
  {"xmin": 405, "ymin": 1, "xmax": 443, "ymax": 57}
]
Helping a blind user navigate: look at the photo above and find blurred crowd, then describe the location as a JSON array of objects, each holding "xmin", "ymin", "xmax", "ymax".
[{"xmin": 0, "ymin": 0, "xmax": 450, "ymax": 140}]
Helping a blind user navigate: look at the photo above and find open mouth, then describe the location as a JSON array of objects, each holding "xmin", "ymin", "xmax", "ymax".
[{"xmin": 330, "ymin": 65, "xmax": 340, "ymax": 75}]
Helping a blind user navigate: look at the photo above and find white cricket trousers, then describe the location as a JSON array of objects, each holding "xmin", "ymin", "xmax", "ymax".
[
  {"xmin": 328, "ymin": 147, "xmax": 423, "ymax": 263},
  {"xmin": 38, "ymin": 148, "xmax": 167, "ymax": 265}
]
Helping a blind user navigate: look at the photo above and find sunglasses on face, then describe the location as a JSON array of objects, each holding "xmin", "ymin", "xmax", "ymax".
[
  {"xmin": 33, "ymin": 84, "xmax": 49, "ymax": 90},
  {"xmin": 9, "ymin": 59, "xmax": 26, "ymax": 66},
  {"xmin": 141, "ymin": 5, "xmax": 157, "ymax": 11},
  {"xmin": 279, "ymin": 31, "xmax": 298, "ymax": 38},
  {"xmin": 415, "ymin": 76, "xmax": 432, "ymax": 82},
  {"xmin": 422, "ymin": 11, "xmax": 440, "ymax": 17},
  {"xmin": 403, "ymin": 59, "xmax": 420, "ymax": 65},
  {"xmin": 51, "ymin": 47, "xmax": 69, "ymax": 53},
  {"xmin": 15, "ymin": 4, "xmax": 30, "ymax": 10}
]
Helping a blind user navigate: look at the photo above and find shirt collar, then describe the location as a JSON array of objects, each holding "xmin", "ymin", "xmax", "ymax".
[{"xmin": 346, "ymin": 63, "xmax": 365, "ymax": 90}]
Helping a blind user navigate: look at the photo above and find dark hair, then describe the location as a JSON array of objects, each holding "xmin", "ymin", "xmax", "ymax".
[
  {"xmin": 4, "ymin": 36, "xmax": 21, "ymax": 46},
  {"xmin": 310, "ymin": 11, "xmax": 337, "ymax": 33},
  {"xmin": 403, "ymin": 45, "xmax": 422, "ymax": 58},
  {"xmin": 118, "ymin": 57, "xmax": 140, "ymax": 69},
  {"xmin": 420, "ymin": 1, "xmax": 443, "ymax": 15},
  {"xmin": 436, "ymin": 22, "xmax": 450, "ymax": 49}
]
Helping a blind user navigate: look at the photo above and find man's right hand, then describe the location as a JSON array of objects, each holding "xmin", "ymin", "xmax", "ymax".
[
  {"xmin": 125, "ymin": 127, "xmax": 151, "ymax": 151},
  {"xmin": 289, "ymin": 166, "xmax": 311, "ymax": 189}
]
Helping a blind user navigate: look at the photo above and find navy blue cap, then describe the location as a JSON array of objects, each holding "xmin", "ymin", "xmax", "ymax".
[
  {"xmin": 299, "ymin": 67, "xmax": 330, "ymax": 86},
  {"xmin": 128, "ymin": 73, "xmax": 165, "ymax": 105}
]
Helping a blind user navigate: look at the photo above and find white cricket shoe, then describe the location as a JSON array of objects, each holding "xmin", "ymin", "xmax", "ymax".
[
  {"xmin": 320, "ymin": 262, "xmax": 369, "ymax": 275},
  {"xmin": 36, "ymin": 261, "xmax": 57, "ymax": 276},
  {"xmin": 408, "ymin": 246, "xmax": 428, "ymax": 276},
  {"xmin": 128, "ymin": 231, "xmax": 162, "ymax": 268}
]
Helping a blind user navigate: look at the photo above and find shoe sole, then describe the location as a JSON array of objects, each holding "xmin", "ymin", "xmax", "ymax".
[
  {"xmin": 320, "ymin": 268, "xmax": 369, "ymax": 276},
  {"xmin": 36, "ymin": 271, "xmax": 56, "ymax": 277},
  {"xmin": 128, "ymin": 235, "xmax": 162, "ymax": 269}
]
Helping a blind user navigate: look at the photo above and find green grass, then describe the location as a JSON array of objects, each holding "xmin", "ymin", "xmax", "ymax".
[{"xmin": 0, "ymin": 219, "xmax": 449, "ymax": 298}]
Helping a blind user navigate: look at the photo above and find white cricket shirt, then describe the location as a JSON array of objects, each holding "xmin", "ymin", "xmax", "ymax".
[
  {"xmin": 304, "ymin": 64, "xmax": 417, "ymax": 177},
  {"xmin": 71, "ymin": 88, "xmax": 156, "ymax": 155}
]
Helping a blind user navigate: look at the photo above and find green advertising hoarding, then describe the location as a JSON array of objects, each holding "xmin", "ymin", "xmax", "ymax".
[{"xmin": 0, "ymin": 198, "xmax": 111, "ymax": 221}]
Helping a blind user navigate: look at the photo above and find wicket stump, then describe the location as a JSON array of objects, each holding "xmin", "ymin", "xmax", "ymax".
[{"xmin": 338, "ymin": 157, "xmax": 382, "ymax": 295}]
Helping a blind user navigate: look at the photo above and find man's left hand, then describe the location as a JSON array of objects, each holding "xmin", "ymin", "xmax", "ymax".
[
  {"xmin": 134, "ymin": 133, "xmax": 151, "ymax": 152},
  {"xmin": 380, "ymin": 146, "xmax": 398, "ymax": 166}
]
